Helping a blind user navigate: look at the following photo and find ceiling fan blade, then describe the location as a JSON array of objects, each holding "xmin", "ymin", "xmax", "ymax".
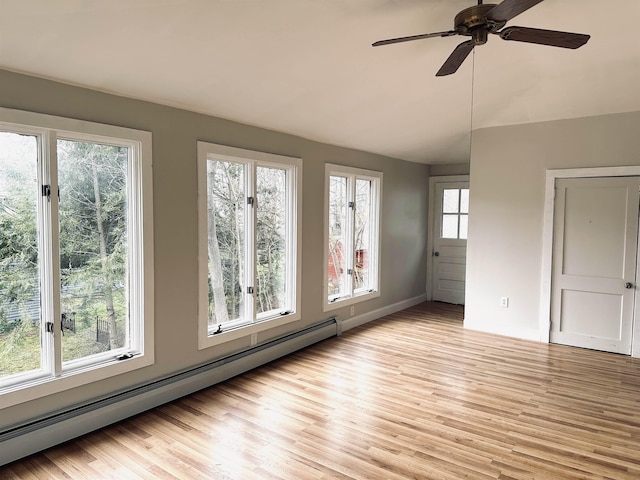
[
  {"xmin": 436, "ymin": 40, "xmax": 474, "ymax": 77},
  {"xmin": 499, "ymin": 26, "xmax": 590, "ymax": 49},
  {"xmin": 486, "ymin": 0, "xmax": 544, "ymax": 23},
  {"xmin": 372, "ymin": 30, "xmax": 457, "ymax": 47}
]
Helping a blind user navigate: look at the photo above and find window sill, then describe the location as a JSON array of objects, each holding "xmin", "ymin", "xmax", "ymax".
[
  {"xmin": 0, "ymin": 353, "xmax": 154, "ymax": 410},
  {"xmin": 198, "ymin": 311, "xmax": 301, "ymax": 350},
  {"xmin": 323, "ymin": 290, "xmax": 380, "ymax": 313}
]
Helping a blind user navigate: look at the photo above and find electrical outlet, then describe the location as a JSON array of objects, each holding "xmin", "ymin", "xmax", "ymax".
[
  {"xmin": 500, "ymin": 297, "xmax": 509, "ymax": 308},
  {"xmin": 350, "ymin": 306, "xmax": 355, "ymax": 317}
]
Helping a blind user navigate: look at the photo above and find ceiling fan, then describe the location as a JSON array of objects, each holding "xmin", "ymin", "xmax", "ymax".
[{"xmin": 372, "ymin": 0, "xmax": 590, "ymax": 77}]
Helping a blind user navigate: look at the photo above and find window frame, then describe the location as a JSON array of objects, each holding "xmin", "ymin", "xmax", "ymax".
[
  {"xmin": 323, "ymin": 163, "xmax": 382, "ymax": 312},
  {"xmin": 0, "ymin": 107, "xmax": 154, "ymax": 409},
  {"xmin": 197, "ymin": 142, "xmax": 302, "ymax": 348}
]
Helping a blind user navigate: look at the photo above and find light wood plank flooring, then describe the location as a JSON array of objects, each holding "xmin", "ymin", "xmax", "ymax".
[{"xmin": 2, "ymin": 302, "xmax": 640, "ymax": 479}]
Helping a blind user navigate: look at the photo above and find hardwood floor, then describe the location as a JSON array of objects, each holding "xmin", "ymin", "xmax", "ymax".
[{"xmin": 2, "ymin": 302, "xmax": 640, "ymax": 479}]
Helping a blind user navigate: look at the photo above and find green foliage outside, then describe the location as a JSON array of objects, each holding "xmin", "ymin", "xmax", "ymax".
[
  {"xmin": 206, "ymin": 161, "xmax": 288, "ymax": 326},
  {"xmin": 0, "ymin": 133, "xmax": 128, "ymax": 379}
]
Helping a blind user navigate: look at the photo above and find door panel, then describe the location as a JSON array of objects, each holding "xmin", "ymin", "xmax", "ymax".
[
  {"xmin": 562, "ymin": 184, "xmax": 627, "ymax": 278},
  {"xmin": 560, "ymin": 290, "xmax": 622, "ymax": 339},
  {"xmin": 550, "ymin": 177, "xmax": 638, "ymax": 354},
  {"xmin": 432, "ymin": 182, "xmax": 468, "ymax": 304}
]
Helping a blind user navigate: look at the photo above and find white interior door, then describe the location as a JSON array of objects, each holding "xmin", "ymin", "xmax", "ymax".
[
  {"xmin": 432, "ymin": 181, "xmax": 469, "ymax": 304},
  {"xmin": 550, "ymin": 177, "xmax": 639, "ymax": 354}
]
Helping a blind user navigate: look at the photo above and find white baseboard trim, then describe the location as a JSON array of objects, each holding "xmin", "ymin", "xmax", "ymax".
[
  {"xmin": 341, "ymin": 293, "xmax": 428, "ymax": 331},
  {"xmin": 464, "ymin": 319, "xmax": 540, "ymax": 342}
]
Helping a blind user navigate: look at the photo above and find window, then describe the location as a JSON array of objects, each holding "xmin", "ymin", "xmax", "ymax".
[
  {"xmin": 441, "ymin": 188, "xmax": 469, "ymax": 239},
  {"xmin": 324, "ymin": 164, "xmax": 382, "ymax": 310},
  {"xmin": 198, "ymin": 142, "xmax": 301, "ymax": 348},
  {"xmin": 0, "ymin": 108, "xmax": 154, "ymax": 408}
]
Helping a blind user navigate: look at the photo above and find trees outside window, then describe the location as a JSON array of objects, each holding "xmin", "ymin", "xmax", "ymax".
[
  {"xmin": 0, "ymin": 108, "xmax": 153, "ymax": 408},
  {"xmin": 0, "ymin": 132, "xmax": 41, "ymax": 378},
  {"xmin": 324, "ymin": 164, "xmax": 381, "ymax": 310},
  {"xmin": 198, "ymin": 142, "xmax": 301, "ymax": 348}
]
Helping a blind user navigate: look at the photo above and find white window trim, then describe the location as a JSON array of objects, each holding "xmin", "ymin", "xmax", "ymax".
[
  {"xmin": 0, "ymin": 107, "xmax": 154, "ymax": 409},
  {"xmin": 323, "ymin": 163, "xmax": 382, "ymax": 312},
  {"xmin": 197, "ymin": 142, "xmax": 302, "ymax": 349}
]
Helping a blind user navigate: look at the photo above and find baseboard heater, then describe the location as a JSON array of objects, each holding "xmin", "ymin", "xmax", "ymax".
[{"xmin": 0, "ymin": 317, "xmax": 339, "ymax": 466}]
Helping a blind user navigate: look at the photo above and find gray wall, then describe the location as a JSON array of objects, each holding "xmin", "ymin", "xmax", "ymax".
[
  {"xmin": 465, "ymin": 111, "xmax": 640, "ymax": 340},
  {"xmin": 429, "ymin": 163, "xmax": 469, "ymax": 177},
  {"xmin": 0, "ymin": 69, "xmax": 430, "ymax": 428}
]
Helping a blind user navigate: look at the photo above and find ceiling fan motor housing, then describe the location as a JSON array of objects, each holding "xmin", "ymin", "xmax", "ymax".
[{"xmin": 454, "ymin": 4, "xmax": 506, "ymax": 45}]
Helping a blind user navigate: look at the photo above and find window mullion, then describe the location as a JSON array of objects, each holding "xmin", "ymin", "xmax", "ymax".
[
  {"xmin": 39, "ymin": 130, "xmax": 62, "ymax": 376},
  {"xmin": 37, "ymin": 131, "xmax": 54, "ymax": 376},
  {"xmin": 50, "ymin": 131, "xmax": 62, "ymax": 376},
  {"xmin": 246, "ymin": 162, "xmax": 256, "ymax": 323},
  {"xmin": 346, "ymin": 175, "xmax": 356, "ymax": 298},
  {"xmin": 457, "ymin": 188, "xmax": 462, "ymax": 240}
]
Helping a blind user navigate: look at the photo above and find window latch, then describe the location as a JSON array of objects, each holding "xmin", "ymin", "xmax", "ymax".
[
  {"xmin": 247, "ymin": 286, "xmax": 254, "ymax": 294},
  {"xmin": 45, "ymin": 321, "xmax": 54, "ymax": 334},
  {"xmin": 42, "ymin": 185, "xmax": 51, "ymax": 200},
  {"xmin": 247, "ymin": 196, "xmax": 254, "ymax": 206},
  {"xmin": 347, "ymin": 269, "xmax": 353, "ymax": 275},
  {"xmin": 348, "ymin": 201, "xmax": 355, "ymax": 209}
]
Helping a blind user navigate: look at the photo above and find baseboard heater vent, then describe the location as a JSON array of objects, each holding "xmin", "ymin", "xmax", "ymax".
[{"xmin": 0, "ymin": 317, "xmax": 338, "ymax": 466}]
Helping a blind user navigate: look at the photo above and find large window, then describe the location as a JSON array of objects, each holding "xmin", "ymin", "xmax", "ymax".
[
  {"xmin": 324, "ymin": 164, "xmax": 381, "ymax": 310},
  {"xmin": 198, "ymin": 142, "xmax": 301, "ymax": 348},
  {"xmin": 0, "ymin": 108, "xmax": 154, "ymax": 408}
]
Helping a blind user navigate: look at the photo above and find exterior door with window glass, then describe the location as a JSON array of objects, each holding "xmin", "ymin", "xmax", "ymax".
[{"xmin": 432, "ymin": 182, "xmax": 469, "ymax": 304}]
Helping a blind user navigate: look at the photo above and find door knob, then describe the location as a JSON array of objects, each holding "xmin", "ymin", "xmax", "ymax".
[
  {"xmin": 625, "ymin": 282, "xmax": 634, "ymax": 289},
  {"xmin": 434, "ymin": 251, "xmax": 440, "ymax": 257}
]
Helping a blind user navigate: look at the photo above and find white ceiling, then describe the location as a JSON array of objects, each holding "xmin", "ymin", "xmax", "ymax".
[{"xmin": 2, "ymin": 0, "xmax": 640, "ymax": 164}]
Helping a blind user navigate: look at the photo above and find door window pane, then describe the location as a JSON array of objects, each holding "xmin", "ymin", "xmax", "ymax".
[
  {"xmin": 206, "ymin": 159, "xmax": 246, "ymax": 327},
  {"xmin": 459, "ymin": 215, "xmax": 468, "ymax": 240},
  {"xmin": 443, "ymin": 189, "xmax": 459, "ymax": 213},
  {"xmin": 57, "ymin": 139, "xmax": 129, "ymax": 363},
  {"xmin": 460, "ymin": 189, "xmax": 469, "ymax": 214},
  {"xmin": 256, "ymin": 166, "xmax": 287, "ymax": 315},
  {"xmin": 0, "ymin": 132, "xmax": 41, "ymax": 379},
  {"xmin": 328, "ymin": 176, "xmax": 347, "ymax": 297},
  {"xmin": 442, "ymin": 214, "xmax": 459, "ymax": 239}
]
